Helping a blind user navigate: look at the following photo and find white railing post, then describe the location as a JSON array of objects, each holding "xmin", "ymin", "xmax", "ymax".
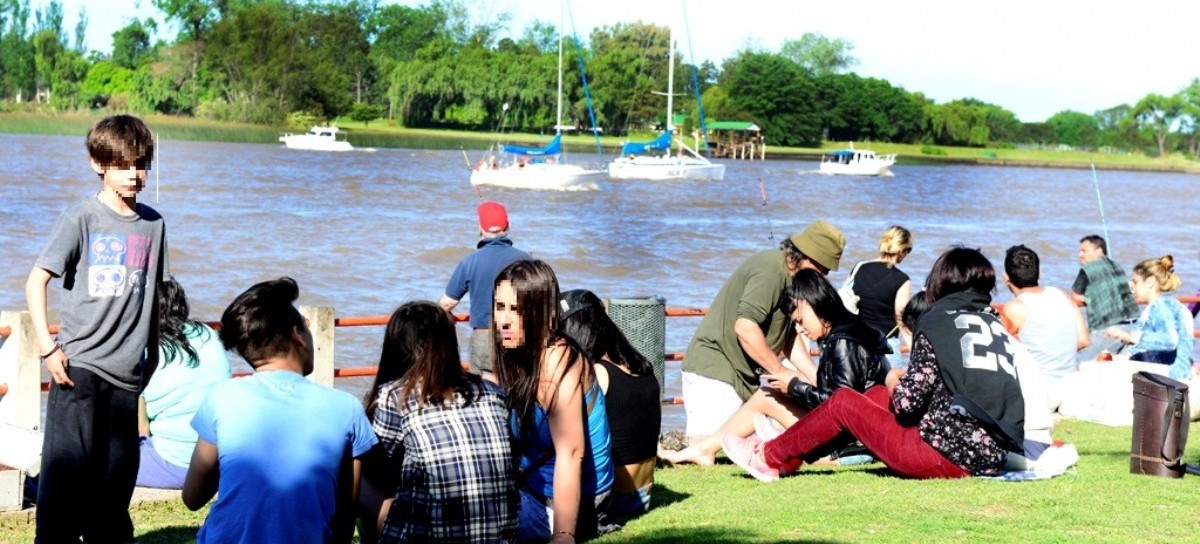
[
  {"xmin": 0, "ymin": 311, "xmax": 42, "ymax": 431},
  {"xmin": 300, "ymin": 306, "xmax": 335, "ymax": 387}
]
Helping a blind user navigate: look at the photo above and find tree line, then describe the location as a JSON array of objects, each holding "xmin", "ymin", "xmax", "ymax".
[{"xmin": 2, "ymin": 0, "xmax": 1198, "ymax": 157}]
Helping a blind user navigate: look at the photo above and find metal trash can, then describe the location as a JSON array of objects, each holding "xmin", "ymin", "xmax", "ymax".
[{"xmin": 604, "ymin": 296, "xmax": 666, "ymax": 396}]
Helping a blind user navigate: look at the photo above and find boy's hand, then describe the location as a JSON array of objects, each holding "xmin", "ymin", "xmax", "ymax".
[{"xmin": 44, "ymin": 350, "xmax": 74, "ymax": 387}]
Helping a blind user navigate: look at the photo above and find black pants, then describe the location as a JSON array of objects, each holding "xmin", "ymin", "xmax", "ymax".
[{"xmin": 36, "ymin": 366, "xmax": 140, "ymax": 544}]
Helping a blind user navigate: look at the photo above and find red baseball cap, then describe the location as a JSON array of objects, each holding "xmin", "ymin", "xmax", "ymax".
[{"xmin": 478, "ymin": 201, "xmax": 509, "ymax": 233}]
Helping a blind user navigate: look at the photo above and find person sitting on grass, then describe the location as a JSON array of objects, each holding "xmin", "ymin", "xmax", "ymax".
[
  {"xmin": 659, "ymin": 269, "xmax": 889, "ymax": 466},
  {"xmin": 559, "ymin": 289, "xmax": 661, "ymax": 519},
  {"xmin": 183, "ymin": 277, "xmax": 378, "ymax": 544},
  {"xmin": 723, "ymin": 247, "xmax": 1026, "ymax": 482},
  {"xmin": 137, "ymin": 276, "xmax": 231, "ymax": 490},
  {"xmin": 1104, "ymin": 255, "xmax": 1199, "ymax": 420},
  {"xmin": 358, "ymin": 300, "xmax": 518, "ymax": 543},
  {"xmin": 493, "ymin": 260, "xmax": 614, "ymax": 543}
]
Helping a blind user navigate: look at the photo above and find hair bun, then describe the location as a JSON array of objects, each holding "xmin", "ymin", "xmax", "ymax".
[{"xmin": 1159, "ymin": 255, "xmax": 1174, "ymax": 272}]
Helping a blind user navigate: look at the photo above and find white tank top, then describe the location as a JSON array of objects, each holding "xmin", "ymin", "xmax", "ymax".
[{"xmin": 1017, "ymin": 287, "xmax": 1080, "ymax": 384}]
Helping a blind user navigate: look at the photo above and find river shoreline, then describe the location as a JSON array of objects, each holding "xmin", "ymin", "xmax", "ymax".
[{"xmin": 3, "ymin": 111, "xmax": 1198, "ymax": 174}]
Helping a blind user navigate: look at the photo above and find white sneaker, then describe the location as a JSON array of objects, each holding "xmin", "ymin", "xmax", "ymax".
[
  {"xmin": 1033, "ymin": 444, "xmax": 1079, "ymax": 476},
  {"xmin": 753, "ymin": 413, "xmax": 785, "ymax": 442}
]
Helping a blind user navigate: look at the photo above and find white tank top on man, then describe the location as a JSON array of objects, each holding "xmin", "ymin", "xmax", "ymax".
[{"xmin": 1015, "ymin": 287, "xmax": 1081, "ymax": 385}]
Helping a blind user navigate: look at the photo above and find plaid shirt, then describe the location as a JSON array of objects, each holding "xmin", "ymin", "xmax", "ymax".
[{"xmin": 373, "ymin": 378, "xmax": 518, "ymax": 543}]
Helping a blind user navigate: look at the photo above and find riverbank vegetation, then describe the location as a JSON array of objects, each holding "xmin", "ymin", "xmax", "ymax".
[
  {"xmin": 2, "ymin": 418, "xmax": 1198, "ymax": 542},
  {"xmin": 1, "ymin": 0, "xmax": 1199, "ymax": 165}
]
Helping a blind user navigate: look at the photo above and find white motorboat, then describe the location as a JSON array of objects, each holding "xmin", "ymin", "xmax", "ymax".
[
  {"xmin": 470, "ymin": 5, "xmax": 604, "ymax": 191},
  {"xmin": 818, "ymin": 145, "xmax": 896, "ymax": 176},
  {"xmin": 279, "ymin": 125, "xmax": 354, "ymax": 152},
  {"xmin": 607, "ymin": 27, "xmax": 724, "ymax": 181}
]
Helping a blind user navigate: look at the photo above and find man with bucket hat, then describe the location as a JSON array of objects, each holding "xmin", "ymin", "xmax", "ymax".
[
  {"xmin": 679, "ymin": 220, "xmax": 845, "ymax": 440},
  {"xmin": 440, "ymin": 201, "xmax": 530, "ymax": 379}
]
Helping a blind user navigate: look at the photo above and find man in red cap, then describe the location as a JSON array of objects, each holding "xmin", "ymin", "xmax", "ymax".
[{"xmin": 440, "ymin": 201, "xmax": 530, "ymax": 379}]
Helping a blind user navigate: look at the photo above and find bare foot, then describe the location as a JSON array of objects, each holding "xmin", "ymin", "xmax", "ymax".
[{"xmin": 658, "ymin": 445, "xmax": 716, "ymax": 466}]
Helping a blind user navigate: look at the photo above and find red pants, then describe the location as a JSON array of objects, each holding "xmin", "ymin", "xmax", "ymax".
[{"xmin": 762, "ymin": 386, "xmax": 969, "ymax": 479}]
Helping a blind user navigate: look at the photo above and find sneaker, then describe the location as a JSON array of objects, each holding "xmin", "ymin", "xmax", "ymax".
[
  {"xmin": 721, "ymin": 433, "xmax": 779, "ymax": 482},
  {"xmin": 753, "ymin": 413, "xmax": 785, "ymax": 442}
]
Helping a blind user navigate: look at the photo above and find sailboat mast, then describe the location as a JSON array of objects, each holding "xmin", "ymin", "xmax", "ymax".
[
  {"xmin": 666, "ymin": 27, "xmax": 675, "ymax": 133},
  {"xmin": 556, "ymin": 1, "xmax": 564, "ymax": 135}
]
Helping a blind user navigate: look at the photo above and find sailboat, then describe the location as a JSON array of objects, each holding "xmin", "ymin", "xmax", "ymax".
[
  {"xmin": 607, "ymin": 27, "xmax": 725, "ymax": 181},
  {"xmin": 470, "ymin": 7, "xmax": 604, "ymax": 191}
]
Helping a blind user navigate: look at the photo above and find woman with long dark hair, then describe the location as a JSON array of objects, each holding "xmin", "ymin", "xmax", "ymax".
[
  {"xmin": 724, "ymin": 247, "xmax": 1026, "ymax": 481},
  {"xmin": 136, "ymin": 277, "xmax": 231, "ymax": 489},
  {"xmin": 493, "ymin": 261, "xmax": 613, "ymax": 543},
  {"xmin": 660, "ymin": 269, "xmax": 889, "ymax": 466},
  {"xmin": 559, "ymin": 289, "xmax": 660, "ymax": 518},
  {"xmin": 360, "ymin": 301, "xmax": 517, "ymax": 543}
]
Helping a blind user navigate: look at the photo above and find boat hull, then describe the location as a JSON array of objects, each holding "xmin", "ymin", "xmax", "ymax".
[
  {"xmin": 279, "ymin": 135, "xmax": 354, "ymax": 152},
  {"xmin": 470, "ymin": 163, "xmax": 604, "ymax": 190},
  {"xmin": 607, "ymin": 156, "xmax": 726, "ymax": 181},
  {"xmin": 818, "ymin": 162, "xmax": 893, "ymax": 176}
]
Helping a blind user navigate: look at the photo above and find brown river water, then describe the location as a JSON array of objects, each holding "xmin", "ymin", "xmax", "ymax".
[{"xmin": 2, "ymin": 133, "xmax": 1197, "ymax": 432}]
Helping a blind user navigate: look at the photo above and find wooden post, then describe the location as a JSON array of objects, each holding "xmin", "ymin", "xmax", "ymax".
[
  {"xmin": 0, "ymin": 311, "xmax": 42, "ymax": 431},
  {"xmin": 300, "ymin": 306, "xmax": 335, "ymax": 387}
]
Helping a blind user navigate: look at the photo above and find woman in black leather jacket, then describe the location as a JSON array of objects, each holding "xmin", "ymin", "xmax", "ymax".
[{"xmin": 660, "ymin": 269, "xmax": 891, "ymax": 466}]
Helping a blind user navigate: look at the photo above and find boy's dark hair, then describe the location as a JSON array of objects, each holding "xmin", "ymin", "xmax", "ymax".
[
  {"xmin": 925, "ymin": 246, "xmax": 996, "ymax": 302},
  {"xmin": 219, "ymin": 277, "xmax": 306, "ymax": 365},
  {"xmin": 1004, "ymin": 245, "xmax": 1040, "ymax": 289},
  {"xmin": 86, "ymin": 114, "xmax": 155, "ymax": 171},
  {"xmin": 901, "ymin": 290, "xmax": 931, "ymax": 333},
  {"xmin": 1080, "ymin": 234, "xmax": 1107, "ymax": 255}
]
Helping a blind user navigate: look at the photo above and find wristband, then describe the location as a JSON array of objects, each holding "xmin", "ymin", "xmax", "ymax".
[{"xmin": 40, "ymin": 342, "xmax": 62, "ymax": 359}]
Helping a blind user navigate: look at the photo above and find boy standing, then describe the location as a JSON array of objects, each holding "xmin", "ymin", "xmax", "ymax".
[{"xmin": 26, "ymin": 114, "xmax": 168, "ymax": 543}]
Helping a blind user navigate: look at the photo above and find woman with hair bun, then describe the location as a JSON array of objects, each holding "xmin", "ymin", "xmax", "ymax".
[
  {"xmin": 1105, "ymin": 255, "xmax": 1193, "ymax": 381},
  {"xmin": 847, "ymin": 225, "xmax": 914, "ymax": 368}
]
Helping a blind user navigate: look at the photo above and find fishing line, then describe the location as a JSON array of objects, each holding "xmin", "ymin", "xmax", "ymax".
[
  {"xmin": 1091, "ymin": 163, "xmax": 1112, "ymax": 259},
  {"xmin": 758, "ymin": 176, "xmax": 774, "ymax": 241},
  {"xmin": 155, "ymin": 132, "xmax": 159, "ymax": 203}
]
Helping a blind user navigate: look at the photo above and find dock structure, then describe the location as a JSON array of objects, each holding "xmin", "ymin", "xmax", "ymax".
[{"xmin": 702, "ymin": 121, "xmax": 764, "ymax": 160}]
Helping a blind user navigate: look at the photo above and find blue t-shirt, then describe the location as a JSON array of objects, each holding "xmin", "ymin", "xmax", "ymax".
[
  {"xmin": 191, "ymin": 371, "xmax": 377, "ymax": 544},
  {"xmin": 445, "ymin": 237, "xmax": 530, "ymax": 329}
]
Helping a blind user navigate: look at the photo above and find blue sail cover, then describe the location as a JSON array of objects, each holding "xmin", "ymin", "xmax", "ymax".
[
  {"xmin": 502, "ymin": 134, "xmax": 562, "ymax": 156},
  {"xmin": 619, "ymin": 130, "xmax": 672, "ymax": 156}
]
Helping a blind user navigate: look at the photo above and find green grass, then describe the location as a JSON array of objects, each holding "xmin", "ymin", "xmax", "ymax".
[
  {"xmin": 4, "ymin": 419, "xmax": 1197, "ymax": 543},
  {"xmin": 2, "ymin": 111, "xmax": 1198, "ymax": 172}
]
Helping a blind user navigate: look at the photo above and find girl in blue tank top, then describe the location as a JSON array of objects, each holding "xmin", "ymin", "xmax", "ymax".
[{"xmin": 492, "ymin": 260, "xmax": 614, "ymax": 543}]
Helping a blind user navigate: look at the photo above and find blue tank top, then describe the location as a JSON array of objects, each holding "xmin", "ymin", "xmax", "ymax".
[{"xmin": 515, "ymin": 382, "xmax": 614, "ymax": 500}]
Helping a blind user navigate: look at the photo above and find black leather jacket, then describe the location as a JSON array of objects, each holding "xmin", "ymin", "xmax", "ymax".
[{"xmin": 787, "ymin": 320, "xmax": 891, "ymax": 410}]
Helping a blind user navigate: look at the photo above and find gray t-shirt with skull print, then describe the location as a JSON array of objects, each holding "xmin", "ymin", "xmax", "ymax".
[{"xmin": 36, "ymin": 196, "xmax": 169, "ymax": 391}]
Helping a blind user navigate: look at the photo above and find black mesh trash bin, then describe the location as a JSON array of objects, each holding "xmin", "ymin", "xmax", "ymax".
[{"xmin": 603, "ymin": 296, "xmax": 666, "ymax": 396}]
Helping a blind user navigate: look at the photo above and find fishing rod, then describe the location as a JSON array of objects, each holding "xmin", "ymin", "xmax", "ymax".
[{"xmin": 1091, "ymin": 163, "xmax": 1112, "ymax": 259}]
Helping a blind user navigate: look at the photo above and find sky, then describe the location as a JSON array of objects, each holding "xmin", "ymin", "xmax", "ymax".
[{"xmin": 52, "ymin": 0, "xmax": 1200, "ymax": 123}]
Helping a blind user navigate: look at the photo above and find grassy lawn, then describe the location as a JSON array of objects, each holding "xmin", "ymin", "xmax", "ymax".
[
  {"xmin": 3, "ymin": 418, "xmax": 1197, "ymax": 543},
  {"xmin": 3, "ymin": 111, "xmax": 1198, "ymax": 172}
]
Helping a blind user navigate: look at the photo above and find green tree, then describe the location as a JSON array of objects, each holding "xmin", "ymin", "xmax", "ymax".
[
  {"xmin": 348, "ymin": 101, "xmax": 383, "ymax": 125},
  {"xmin": 1178, "ymin": 78, "xmax": 1200, "ymax": 159},
  {"xmin": 1, "ymin": 0, "xmax": 37, "ymax": 102},
  {"xmin": 80, "ymin": 60, "xmax": 134, "ymax": 108},
  {"xmin": 1132, "ymin": 92, "xmax": 1182, "ymax": 157},
  {"xmin": 779, "ymin": 33, "xmax": 857, "ymax": 75},
  {"xmin": 587, "ymin": 22, "xmax": 669, "ymax": 135},
  {"xmin": 724, "ymin": 51, "xmax": 821, "ymax": 147},
  {"xmin": 112, "ymin": 18, "xmax": 156, "ymax": 69},
  {"xmin": 1046, "ymin": 110, "xmax": 1098, "ymax": 149}
]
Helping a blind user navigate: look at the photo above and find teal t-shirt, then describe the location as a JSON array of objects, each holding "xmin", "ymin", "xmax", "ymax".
[
  {"xmin": 142, "ymin": 322, "xmax": 231, "ymax": 467},
  {"xmin": 191, "ymin": 371, "xmax": 378, "ymax": 544}
]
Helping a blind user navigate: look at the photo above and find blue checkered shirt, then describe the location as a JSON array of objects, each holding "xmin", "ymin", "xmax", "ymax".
[{"xmin": 373, "ymin": 378, "xmax": 518, "ymax": 543}]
